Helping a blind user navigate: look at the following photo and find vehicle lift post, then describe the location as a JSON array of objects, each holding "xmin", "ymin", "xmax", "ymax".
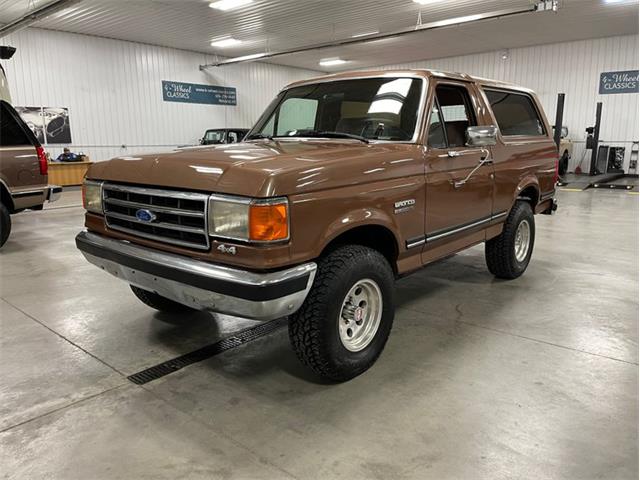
[
  {"xmin": 553, "ymin": 93, "xmax": 565, "ymax": 150},
  {"xmin": 588, "ymin": 102, "xmax": 603, "ymax": 175}
]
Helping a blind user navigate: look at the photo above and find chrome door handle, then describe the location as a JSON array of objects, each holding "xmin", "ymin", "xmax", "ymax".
[{"xmin": 447, "ymin": 151, "xmax": 461, "ymax": 158}]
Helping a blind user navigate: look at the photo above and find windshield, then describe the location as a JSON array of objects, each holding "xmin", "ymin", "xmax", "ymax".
[
  {"xmin": 204, "ymin": 130, "xmax": 226, "ymax": 144},
  {"xmin": 249, "ymin": 77, "xmax": 424, "ymax": 142}
]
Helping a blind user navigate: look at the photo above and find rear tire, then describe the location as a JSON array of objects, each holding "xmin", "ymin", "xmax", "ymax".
[
  {"xmin": 130, "ymin": 285, "xmax": 197, "ymax": 313},
  {"xmin": 485, "ymin": 201, "xmax": 535, "ymax": 279},
  {"xmin": 288, "ymin": 245, "xmax": 395, "ymax": 382},
  {"xmin": 0, "ymin": 201, "xmax": 11, "ymax": 249}
]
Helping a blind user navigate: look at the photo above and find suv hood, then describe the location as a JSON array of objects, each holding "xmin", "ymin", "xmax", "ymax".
[{"xmin": 88, "ymin": 139, "xmax": 422, "ymax": 198}]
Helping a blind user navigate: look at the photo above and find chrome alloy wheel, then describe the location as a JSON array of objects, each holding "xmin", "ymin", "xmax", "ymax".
[
  {"xmin": 514, "ymin": 219, "xmax": 531, "ymax": 263},
  {"xmin": 338, "ymin": 278, "xmax": 383, "ymax": 352}
]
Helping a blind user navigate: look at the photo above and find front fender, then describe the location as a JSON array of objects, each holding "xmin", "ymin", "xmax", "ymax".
[{"xmin": 322, "ymin": 207, "xmax": 401, "ymax": 252}]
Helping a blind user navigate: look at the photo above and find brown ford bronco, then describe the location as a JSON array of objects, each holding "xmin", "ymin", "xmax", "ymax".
[
  {"xmin": 76, "ymin": 70, "xmax": 558, "ymax": 381},
  {"xmin": 0, "ymin": 100, "xmax": 62, "ymax": 248}
]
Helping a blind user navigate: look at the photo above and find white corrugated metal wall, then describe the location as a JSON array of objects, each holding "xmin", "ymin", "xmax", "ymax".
[
  {"xmin": 2, "ymin": 28, "xmax": 321, "ymax": 161},
  {"xmin": 5, "ymin": 27, "xmax": 637, "ymax": 170},
  {"xmin": 374, "ymin": 34, "xmax": 639, "ymax": 172}
]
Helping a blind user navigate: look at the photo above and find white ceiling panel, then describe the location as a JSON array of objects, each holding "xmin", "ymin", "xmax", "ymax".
[{"xmin": 0, "ymin": 0, "xmax": 638, "ymax": 71}]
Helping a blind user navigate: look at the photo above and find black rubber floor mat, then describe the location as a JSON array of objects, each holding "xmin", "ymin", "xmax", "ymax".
[{"xmin": 127, "ymin": 317, "xmax": 287, "ymax": 385}]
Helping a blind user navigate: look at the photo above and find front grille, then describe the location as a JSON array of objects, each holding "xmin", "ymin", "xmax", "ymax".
[{"xmin": 102, "ymin": 184, "xmax": 210, "ymax": 250}]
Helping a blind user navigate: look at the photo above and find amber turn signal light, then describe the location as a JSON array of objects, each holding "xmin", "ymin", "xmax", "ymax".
[{"xmin": 249, "ymin": 202, "xmax": 288, "ymax": 241}]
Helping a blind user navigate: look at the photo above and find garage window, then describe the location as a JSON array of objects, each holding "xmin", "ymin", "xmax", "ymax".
[{"xmin": 484, "ymin": 89, "xmax": 545, "ymax": 137}]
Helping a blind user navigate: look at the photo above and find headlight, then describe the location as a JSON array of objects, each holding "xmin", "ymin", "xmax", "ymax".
[
  {"xmin": 208, "ymin": 195, "xmax": 289, "ymax": 242},
  {"xmin": 82, "ymin": 180, "xmax": 103, "ymax": 214}
]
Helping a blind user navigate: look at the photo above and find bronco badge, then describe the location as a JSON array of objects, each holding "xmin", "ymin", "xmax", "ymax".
[{"xmin": 394, "ymin": 199, "xmax": 416, "ymax": 214}]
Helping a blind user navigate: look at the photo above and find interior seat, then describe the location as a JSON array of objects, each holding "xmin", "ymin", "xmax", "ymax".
[{"xmin": 445, "ymin": 121, "xmax": 469, "ymax": 147}]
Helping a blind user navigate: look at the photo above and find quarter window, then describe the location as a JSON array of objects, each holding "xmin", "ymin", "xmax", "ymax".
[
  {"xmin": 484, "ymin": 89, "xmax": 545, "ymax": 137},
  {"xmin": 0, "ymin": 101, "xmax": 32, "ymax": 146}
]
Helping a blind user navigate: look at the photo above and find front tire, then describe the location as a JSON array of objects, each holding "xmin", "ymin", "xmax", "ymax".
[
  {"xmin": 0, "ymin": 201, "xmax": 11, "ymax": 249},
  {"xmin": 130, "ymin": 285, "xmax": 197, "ymax": 313},
  {"xmin": 288, "ymin": 245, "xmax": 395, "ymax": 382},
  {"xmin": 485, "ymin": 201, "xmax": 535, "ymax": 279}
]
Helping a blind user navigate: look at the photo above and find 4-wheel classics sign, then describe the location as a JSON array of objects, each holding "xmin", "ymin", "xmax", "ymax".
[
  {"xmin": 599, "ymin": 70, "xmax": 639, "ymax": 95},
  {"xmin": 162, "ymin": 80, "xmax": 237, "ymax": 105}
]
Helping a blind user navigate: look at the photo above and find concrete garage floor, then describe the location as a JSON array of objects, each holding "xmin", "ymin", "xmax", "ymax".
[{"xmin": 0, "ymin": 188, "xmax": 637, "ymax": 480}]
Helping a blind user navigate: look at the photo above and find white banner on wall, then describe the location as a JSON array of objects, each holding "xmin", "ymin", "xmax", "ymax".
[{"xmin": 14, "ymin": 106, "xmax": 72, "ymax": 144}]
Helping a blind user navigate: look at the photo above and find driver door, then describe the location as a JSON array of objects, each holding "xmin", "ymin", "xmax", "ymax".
[{"xmin": 423, "ymin": 81, "xmax": 494, "ymax": 262}]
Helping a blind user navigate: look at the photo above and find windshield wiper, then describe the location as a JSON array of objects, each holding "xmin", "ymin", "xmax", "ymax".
[
  {"xmin": 278, "ymin": 130, "xmax": 369, "ymax": 144},
  {"xmin": 245, "ymin": 133, "xmax": 273, "ymax": 140}
]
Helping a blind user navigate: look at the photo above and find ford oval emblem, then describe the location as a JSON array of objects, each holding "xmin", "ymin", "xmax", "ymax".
[{"xmin": 135, "ymin": 209, "xmax": 157, "ymax": 223}]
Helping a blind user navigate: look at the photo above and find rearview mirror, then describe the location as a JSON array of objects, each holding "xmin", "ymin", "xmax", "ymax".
[{"xmin": 466, "ymin": 126, "xmax": 498, "ymax": 147}]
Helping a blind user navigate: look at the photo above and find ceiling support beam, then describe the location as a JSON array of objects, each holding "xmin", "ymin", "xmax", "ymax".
[
  {"xmin": 199, "ymin": 2, "xmax": 558, "ymax": 70},
  {"xmin": 0, "ymin": 0, "xmax": 82, "ymax": 38}
]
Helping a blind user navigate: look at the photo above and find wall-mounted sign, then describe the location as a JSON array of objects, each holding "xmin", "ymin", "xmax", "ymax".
[
  {"xmin": 599, "ymin": 70, "xmax": 639, "ymax": 95},
  {"xmin": 162, "ymin": 80, "xmax": 237, "ymax": 105}
]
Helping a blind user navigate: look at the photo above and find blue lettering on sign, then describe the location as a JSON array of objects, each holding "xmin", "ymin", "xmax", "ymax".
[
  {"xmin": 599, "ymin": 70, "xmax": 639, "ymax": 95},
  {"xmin": 162, "ymin": 80, "xmax": 237, "ymax": 105}
]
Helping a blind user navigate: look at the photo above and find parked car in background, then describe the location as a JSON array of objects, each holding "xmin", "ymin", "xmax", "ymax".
[
  {"xmin": 200, "ymin": 128, "xmax": 249, "ymax": 145},
  {"xmin": 76, "ymin": 69, "xmax": 557, "ymax": 381},
  {"xmin": 0, "ymin": 48, "xmax": 61, "ymax": 248},
  {"xmin": 553, "ymin": 125, "xmax": 572, "ymax": 176}
]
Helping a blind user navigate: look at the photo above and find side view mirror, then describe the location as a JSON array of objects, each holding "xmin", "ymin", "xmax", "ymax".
[
  {"xmin": 466, "ymin": 125, "xmax": 498, "ymax": 147},
  {"xmin": 0, "ymin": 46, "xmax": 16, "ymax": 60}
]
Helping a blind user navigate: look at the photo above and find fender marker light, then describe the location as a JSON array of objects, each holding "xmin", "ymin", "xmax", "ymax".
[{"xmin": 249, "ymin": 202, "xmax": 288, "ymax": 241}]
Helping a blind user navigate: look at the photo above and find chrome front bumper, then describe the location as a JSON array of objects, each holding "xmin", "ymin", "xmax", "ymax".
[{"xmin": 75, "ymin": 231, "xmax": 317, "ymax": 321}]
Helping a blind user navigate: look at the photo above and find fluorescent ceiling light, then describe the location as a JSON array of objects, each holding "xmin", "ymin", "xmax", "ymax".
[
  {"xmin": 209, "ymin": 0, "xmax": 253, "ymax": 11},
  {"xmin": 413, "ymin": 0, "xmax": 444, "ymax": 4},
  {"xmin": 228, "ymin": 52, "xmax": 267, "ymax": 62},
  {"xmin": 210, "ymin": 37, "xmax": 242, "ymax": 47},
  {"xmin": 319, "ymin": 58, "xmax": 347, "ymax": 67},
  {"xmin": 433, "ymin": 13, "xmax": 483, "ymax": 27},
  {"xmin": 351, "ymin": 30, "xmax": 379, "ymax": 38}
]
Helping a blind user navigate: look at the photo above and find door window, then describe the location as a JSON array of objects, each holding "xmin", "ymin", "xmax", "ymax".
[
  {"xmin": 432, "ymin": 85, "xmax": 476, "ymax": 148},
  {"xmin": 428, "ymin": 104, "xmax": 447, "ymax": 149}
]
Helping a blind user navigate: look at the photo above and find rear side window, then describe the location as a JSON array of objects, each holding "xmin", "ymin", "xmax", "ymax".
[
  {"xmin": 484, "ymin": 89, "xmax": 545, "ymax": 137},
  {"xmin": 0, "ymin": 101, "xmax": 33, "ymax": 146}
]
